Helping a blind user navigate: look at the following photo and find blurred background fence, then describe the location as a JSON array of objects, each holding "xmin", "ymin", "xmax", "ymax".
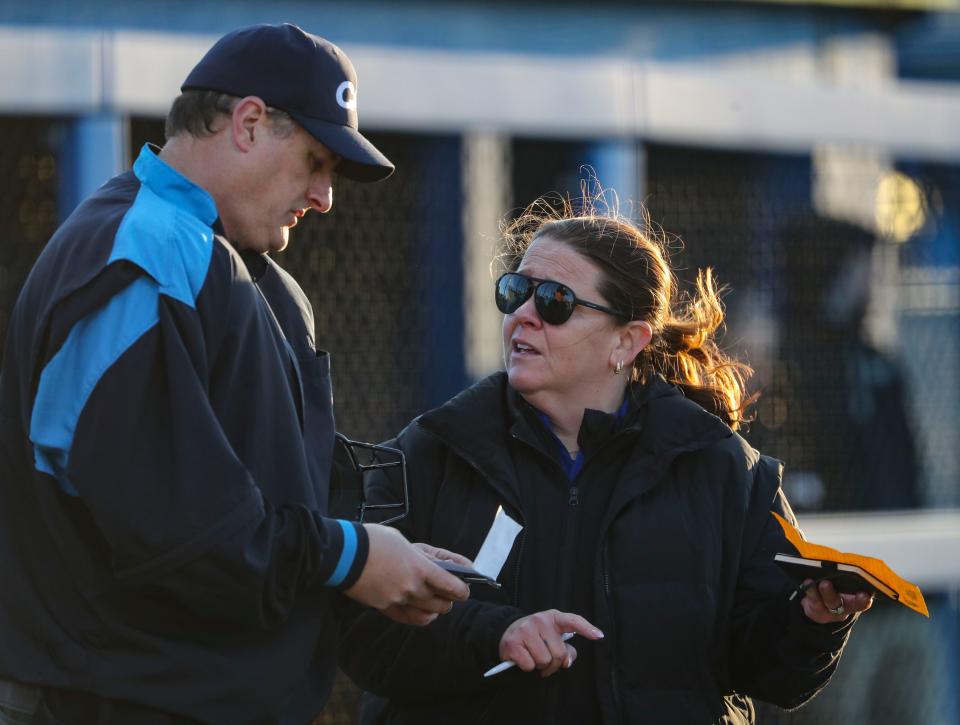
[{"xmin": 1, "ymin": 1, "xmax": 959, "ymax": 722}]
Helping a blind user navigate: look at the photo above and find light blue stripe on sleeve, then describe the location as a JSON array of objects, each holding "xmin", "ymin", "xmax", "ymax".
[
  {"xmin": 30, "ymin": 276, "xmax": 160, "ymax": 495},
  {"xmin": 325, "ymin": 520, "xmax": 359, "ymax": 587}
]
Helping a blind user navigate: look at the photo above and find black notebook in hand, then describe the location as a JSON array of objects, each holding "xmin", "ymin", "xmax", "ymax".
[
  {"xmin": 436, "ymin": 559, "xmax": 501, "ymax": 588},
  {"xmin": 774, "ymin": 553, "xmax": 897, "ymax": 599}
]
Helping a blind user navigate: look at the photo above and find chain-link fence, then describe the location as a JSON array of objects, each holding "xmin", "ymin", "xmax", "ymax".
[{"xmin": 280, "ymin": 131, "xmax": 466, "ymax": 442}]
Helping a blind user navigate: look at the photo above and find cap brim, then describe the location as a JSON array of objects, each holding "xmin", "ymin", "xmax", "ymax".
[{"xmin": 290, "ymin": 113, "xmax": 394, "ymax": 183}]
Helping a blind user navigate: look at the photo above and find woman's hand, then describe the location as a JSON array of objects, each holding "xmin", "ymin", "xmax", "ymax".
[
  {"xmin": 498, "ymin": 609, "xmax": 604, "ymax": 678},
  {"xmin": 800, "ymin": 579, "xmax": 874, "ymax": 624}
]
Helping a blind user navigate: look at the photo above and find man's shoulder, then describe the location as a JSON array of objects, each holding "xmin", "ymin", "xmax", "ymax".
[
  {"xmin": 42, "ymin": 171, "xmax": 140, "ymax": 260},
  {"xmin": 17, "ymin": 172, "xmax": 141, "ymax": 329},
  {"xmin": 108, "ymin": 181, "xmax": 221, "ymax": 310}
]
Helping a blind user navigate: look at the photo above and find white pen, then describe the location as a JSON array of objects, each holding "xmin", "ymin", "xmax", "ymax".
[{"xmin": 482, "ymin": 632, "xmax": 576, "ymax": 678}]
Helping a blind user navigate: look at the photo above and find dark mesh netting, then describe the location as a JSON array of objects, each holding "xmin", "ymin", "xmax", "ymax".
[{"xmin": 0, "ymin": 116, "xmax": 61, "ymax": 367}]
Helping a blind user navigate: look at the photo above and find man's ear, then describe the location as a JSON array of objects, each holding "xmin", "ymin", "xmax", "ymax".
[
  {"xmin": 230, "ymin": 96, "xmax": 269, "ymax": 151},
  {"xmin": 612, "ymin": 320, "xmax": 653, "ymax": 369}
]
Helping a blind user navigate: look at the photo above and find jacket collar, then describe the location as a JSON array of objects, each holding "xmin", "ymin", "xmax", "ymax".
[
  {"xmin": 417, "ymin": 373, "xmax": 523, "ymax": 510},
  {"xmin": 417, "ymin": 372, "xmax": 732, "ymax": 503},
  {"xmin": 132, "ymin": 144, "xmax": 219, "ymax": 226},
  {"xmin": 511, "ymin": 386, "xmax": 637, "ymax": 461}
]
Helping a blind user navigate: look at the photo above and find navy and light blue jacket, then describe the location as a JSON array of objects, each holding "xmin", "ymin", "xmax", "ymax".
[{"xmin": 0, "ymin": 145, "xmax": 368, "ymax": 724}]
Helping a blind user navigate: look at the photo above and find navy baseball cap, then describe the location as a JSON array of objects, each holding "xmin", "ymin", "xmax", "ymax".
[{"xmin": 182, "ymin": 23, "xmax": 394, "ymax": 182}]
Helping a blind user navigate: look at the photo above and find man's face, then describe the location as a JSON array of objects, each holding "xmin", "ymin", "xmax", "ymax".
[{"xmin": 223, "ymin": 119, "xmax": 338, "ymax": 253}]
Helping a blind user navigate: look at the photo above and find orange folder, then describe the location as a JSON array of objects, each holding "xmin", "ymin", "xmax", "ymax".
[{"xmin": 772, "ymin": 511, "xmax": 929, "ymax": 618}]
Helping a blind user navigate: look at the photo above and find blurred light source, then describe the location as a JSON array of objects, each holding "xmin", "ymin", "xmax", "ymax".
[{"xmin": 875, "ymin": 171, "xmax": 927, "ymax": 243}]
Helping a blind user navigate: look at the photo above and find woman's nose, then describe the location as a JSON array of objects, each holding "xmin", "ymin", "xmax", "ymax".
[{"xmin": 512, "ymin": 294, "xmax": 541, "ymax": 327}]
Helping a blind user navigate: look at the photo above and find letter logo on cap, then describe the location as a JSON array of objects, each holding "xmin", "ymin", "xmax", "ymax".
[{"xmin": 336, "ymin": 81, "xmax": 357, "ymax": 110}]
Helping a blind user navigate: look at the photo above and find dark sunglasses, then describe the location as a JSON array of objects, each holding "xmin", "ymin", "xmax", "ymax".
[{"xmin": 495, "ymin": 272, "xmax": 624, "ymax": 325}]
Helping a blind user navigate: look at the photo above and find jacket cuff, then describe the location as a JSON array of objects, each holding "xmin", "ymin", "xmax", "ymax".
[
  {"xmin": 471, "ymin": 604, "xmax": 527, "ymax": 666},
  {"xmin": 784, "ymin": 598, "xmax": 856, "ymax": 653},
  {"xmin": 320, "ymin": 520, "xmax": 369, "ymax": 591}
]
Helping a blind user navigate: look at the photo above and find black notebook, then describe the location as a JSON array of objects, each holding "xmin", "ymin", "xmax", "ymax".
[
  {"xmin": 774, "ymin": 553, "xmax": 898, "ymax": 599},
  {"xmin": 436, "ymin": 559, "xmax": 501, "ymax": 588}
]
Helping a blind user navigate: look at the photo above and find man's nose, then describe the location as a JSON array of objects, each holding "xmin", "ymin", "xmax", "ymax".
[{"xmin": 307, "ymin": 174, "xmax": 333, "ymax": 214}]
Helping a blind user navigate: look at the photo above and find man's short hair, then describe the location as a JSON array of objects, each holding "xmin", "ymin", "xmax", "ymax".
[{"xmin": 164, "ymin": 90, "xmax": 296, "ymax": 141}]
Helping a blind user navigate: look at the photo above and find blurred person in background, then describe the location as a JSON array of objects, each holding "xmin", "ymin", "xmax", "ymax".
[
  {"xmin": 0, "ymin": 23, "xmax": 469, "ymax": 725},
  {"xmin": 751, "ymin": 218, "xmax": 940, "ymax": 725},
  {"xmin": 340, "ymin": 196, "xmax": 874, "ymax": 725},
  {"xmin": 753, "ymin": 215, "xmax": 921, "ymax": 512}
]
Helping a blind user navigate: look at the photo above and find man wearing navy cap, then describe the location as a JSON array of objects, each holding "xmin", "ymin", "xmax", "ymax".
[{"xmin": 0, "ymin": 24, "xmax": 469, "ymax": 725}]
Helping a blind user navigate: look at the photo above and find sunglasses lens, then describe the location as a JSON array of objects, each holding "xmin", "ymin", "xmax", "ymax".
[
  {"xmin": 495, "ymin": 273, "xmax": 533, "ymax": 314},
  {"xmin": 535, "ymin": 282, "xmax": 576, "ymax": 325}
]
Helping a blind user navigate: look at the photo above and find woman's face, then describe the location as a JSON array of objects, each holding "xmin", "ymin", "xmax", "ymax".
[{"xmin": 502, "ymin": 236, "xmax": 624, "ymax": 409}]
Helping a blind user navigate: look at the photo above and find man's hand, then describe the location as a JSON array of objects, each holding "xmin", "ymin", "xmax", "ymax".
[
  {"xmin": 498, "ymin": 609, "xmax": 604, "ymax": 678},
  {"xmin": 801, "ymin": 579, "xmax": 874, "ymax": 624},
  {"xmin": 413, "ymin": 542, "xmax": 473, "ymax": 567},
  {"xmin": 344, "ymin": 524, "xmax": 470, "ymax": 626}
]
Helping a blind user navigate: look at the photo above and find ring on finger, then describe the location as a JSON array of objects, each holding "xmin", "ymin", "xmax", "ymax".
[{"xmin": 826, "ymin": 601, "xmax": 845, "ymax": 616}]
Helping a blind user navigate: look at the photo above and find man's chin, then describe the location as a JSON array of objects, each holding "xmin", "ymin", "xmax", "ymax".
[
  {"xmin": 234, "ymin": 229, "xmax": 288, "ymax": 254},
  {"xmin": 266, "ymin": 226, "xmax": 290, "ymax": 253}
]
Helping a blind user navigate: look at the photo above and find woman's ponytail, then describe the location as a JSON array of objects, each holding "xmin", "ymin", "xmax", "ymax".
[{"xmin": 641, "ymin": 269, "xmax": 754, "ymax": 429}]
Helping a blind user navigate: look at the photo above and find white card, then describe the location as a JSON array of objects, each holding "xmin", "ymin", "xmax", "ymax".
[{"xmin": 472, "ymin": 505, "xmax": 523, "ymax": 580}]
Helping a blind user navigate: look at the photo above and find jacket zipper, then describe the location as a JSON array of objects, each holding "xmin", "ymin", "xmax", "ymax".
[
  {"xmin": 546, "ymin": 480, "xmax": 581, "ymax": 716},
  {"xmin": 512, "ymin": 424, "xmax": 638, "ymax": 723},
  {"xmin": 509, "ymin": 431, "xmax": 585, "ymax": 715}
]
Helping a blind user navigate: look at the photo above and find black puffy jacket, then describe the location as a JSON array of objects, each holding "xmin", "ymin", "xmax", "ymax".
[{"xmin": 340, "ymin": 373, "xmax": 855, "ymax": 724}]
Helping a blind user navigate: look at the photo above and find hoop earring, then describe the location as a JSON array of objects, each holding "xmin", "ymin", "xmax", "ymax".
[{"xmin": 614, "ymin": 360, "xmax": 624, "ymax": 375}]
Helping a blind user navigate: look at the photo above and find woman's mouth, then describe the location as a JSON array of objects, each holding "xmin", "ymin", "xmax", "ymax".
[{"xmin": 512, "ymin": 341, "xmax": 540, "ymax": 356}]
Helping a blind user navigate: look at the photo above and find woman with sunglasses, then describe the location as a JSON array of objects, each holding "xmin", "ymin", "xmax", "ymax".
[{"xmin": 340, "ymin": 197, "xmax": 872, "ymax": 725}]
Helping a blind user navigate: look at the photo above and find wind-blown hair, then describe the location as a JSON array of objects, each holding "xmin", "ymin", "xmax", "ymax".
[{"xmin": 499, "ymin": 192, "xmax": 755, "ymax": 429}]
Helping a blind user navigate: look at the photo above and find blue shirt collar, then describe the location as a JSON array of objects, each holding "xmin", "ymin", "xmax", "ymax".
[
  {"xmin": 132, "ymin": 144, "xmax": 219, "ymax": 226},
  {"xmin": 534, "ymin": 397, "xmax": 630, "ymax": 480}
]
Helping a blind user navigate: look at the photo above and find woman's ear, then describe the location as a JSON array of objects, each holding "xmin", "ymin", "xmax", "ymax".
[{"xmin": 612, "ymin": 320, "xmax": 652, "ymax": 369}]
